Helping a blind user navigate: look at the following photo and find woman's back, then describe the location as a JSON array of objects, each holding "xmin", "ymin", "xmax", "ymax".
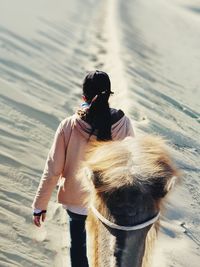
[{"xmin": 32, "ymin": 107, "xmax": 135, "ymax": 210}]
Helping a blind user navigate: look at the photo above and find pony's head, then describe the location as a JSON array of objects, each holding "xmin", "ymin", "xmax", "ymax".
[
  {"xmin": 79, "ymin": 135, "xmax": 179, "ymax": 214},
  {"xmin": 80, "ymin": 136, "xmax": 180, "ymax": 267}
]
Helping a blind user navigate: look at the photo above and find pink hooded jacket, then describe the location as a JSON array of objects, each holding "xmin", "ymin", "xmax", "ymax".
[{"xmin": 32, "ymin": 109, "xmax": 135, "ymax": 210}]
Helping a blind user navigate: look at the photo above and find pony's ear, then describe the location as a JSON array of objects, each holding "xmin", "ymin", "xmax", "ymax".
[
  {"xmin": 147, "ymin": 175, "xmax": 178, "ymax": 199},
  {"xmin": 92, "ymin": 171, "xmax": 104, "ymax": 189},
  {"xmin": 83, "ymin": 167, "xmax": 103, "ymax": 189},
  {"xmin": 83, "ymin": 167, "xmax": 93, "ymax": 180},
  {"xmin": 165, "ymin": 176, "xmax": 177, "ymax": 192}
]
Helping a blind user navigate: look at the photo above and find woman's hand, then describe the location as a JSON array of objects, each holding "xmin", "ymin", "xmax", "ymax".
[{"xmin": 33, "ymin": 210, "xmax": 47, "ymax": 227}]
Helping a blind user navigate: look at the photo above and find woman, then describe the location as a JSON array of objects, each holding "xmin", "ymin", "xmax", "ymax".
[{"xmin": 32, "ymin": 70, "xmax": 135, "ymax": 267}]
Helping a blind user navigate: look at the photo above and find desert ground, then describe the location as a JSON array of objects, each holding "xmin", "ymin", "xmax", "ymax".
[{"xmin": 0, "ymin": 0, "xmax": 199, "ymax": 266}]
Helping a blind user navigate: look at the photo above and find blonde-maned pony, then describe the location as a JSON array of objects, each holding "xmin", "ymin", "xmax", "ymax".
[{"xmin": 78, "ymin": 135, "xmax": 180, "ymax": 267}]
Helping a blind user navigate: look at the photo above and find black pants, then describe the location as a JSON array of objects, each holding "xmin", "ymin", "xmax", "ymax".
[{"xmin": 67, "ymin": 210, "xmax": 89, "ymax": 267}]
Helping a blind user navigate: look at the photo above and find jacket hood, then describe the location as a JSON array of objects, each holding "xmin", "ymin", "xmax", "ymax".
[{"xmin": 72, "ymin": 108, "xmax": 130, "ymax": 140}]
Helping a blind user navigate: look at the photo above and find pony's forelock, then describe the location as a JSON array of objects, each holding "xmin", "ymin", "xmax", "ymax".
[{"xmin": 80, "ymin": 136, "xmax": 179, "ymax": 194}]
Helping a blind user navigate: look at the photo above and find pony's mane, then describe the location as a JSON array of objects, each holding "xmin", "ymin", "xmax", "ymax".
[{"xmin": 79, "ymin": 135, "xmax": 179, "ymax": 194}]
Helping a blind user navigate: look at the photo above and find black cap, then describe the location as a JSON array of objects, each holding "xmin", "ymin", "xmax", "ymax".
[{"xmin": 83, "ymin": 70, "xmax": 114, "ymax": 99}]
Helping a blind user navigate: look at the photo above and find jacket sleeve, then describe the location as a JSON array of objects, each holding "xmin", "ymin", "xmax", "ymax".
[
  {"xmin": 31, "ymin": 121, "xmax": 66, "ymax": 210},
  {"xmin": 126, "ymin": 116, "xmax": 136, "ymax": 137}
]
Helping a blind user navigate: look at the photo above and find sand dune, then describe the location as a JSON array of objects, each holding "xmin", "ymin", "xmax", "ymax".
[{"xmin": 0, "ymin": 0, "xmax": 199, "ymax": 266}]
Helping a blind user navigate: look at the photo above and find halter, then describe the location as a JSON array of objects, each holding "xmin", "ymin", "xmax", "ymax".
[{"xmin": 90, "ymin": 205, "xmax": 160, "ymax": 231}]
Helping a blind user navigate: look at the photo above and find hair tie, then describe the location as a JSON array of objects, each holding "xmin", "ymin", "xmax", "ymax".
[
  {"xmin": 87, "ymin": 90, "xmax": 113, "ymax": 108},
  {"xmin": 91, "ymin": 94, "xmax": 98, "ymax": 103},
  {"xmin": 90, "ymin": 90, "xmax": 107, "ymax": 104}
]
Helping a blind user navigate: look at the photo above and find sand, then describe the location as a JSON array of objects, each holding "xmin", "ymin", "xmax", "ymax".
[{"xmin": 0, "ymin": 0, "xmax": 199, "ymax": 266}]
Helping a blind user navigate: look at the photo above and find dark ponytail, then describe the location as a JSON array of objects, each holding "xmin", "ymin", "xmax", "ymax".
[{"xmin": 82, "ymin": 70, "xmax": 114, "ymax": 141}]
